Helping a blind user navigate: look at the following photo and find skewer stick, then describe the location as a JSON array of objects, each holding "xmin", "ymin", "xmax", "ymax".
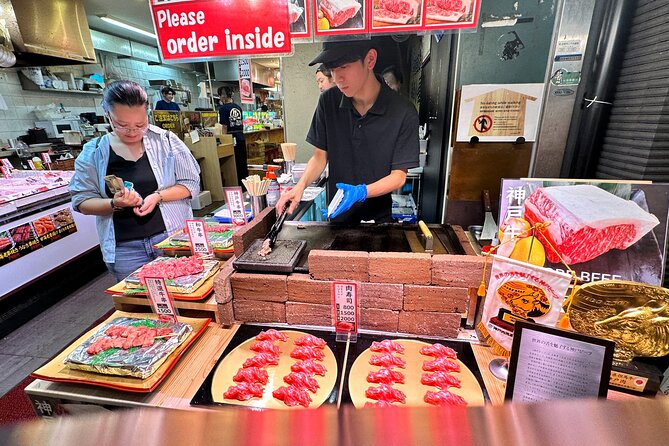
[{"xmin": 337, "ymin": 331, "xmax": 351, "ymax": 409}]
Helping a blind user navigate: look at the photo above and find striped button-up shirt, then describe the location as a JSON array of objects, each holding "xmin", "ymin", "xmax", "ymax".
[{"xmin": 69, "ymin": 125, "xmax": 200, "ymax": 263}]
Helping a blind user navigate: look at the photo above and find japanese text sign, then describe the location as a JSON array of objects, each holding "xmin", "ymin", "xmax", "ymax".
[
  {"xmin": 332, "ymin": 282, "xmax": 358, "ymax": 341},
  {"xmin": 1, "ymin": 158, "xmax": 12, "ymax": 170},
  {"xmin": 150, "ymin": 0, "xmax": 293, "ymax": 62},
  {"xmin": 186, "ymin": 219, "xmax": 212, "ymax": 255},
  {"xmin": 224, "ymin": 186, "xmax": 247, "ymax": 226},
  {"xmin": 238, "ymin": 58, "xmax": 254, "ymax": 105},
  {"xmin": 41, "ymin": 153, "xmax": 51, "ymax": 164},
  {"xmin": 145, "ymin": 277, "xmax": 179, "ymax": 324}
]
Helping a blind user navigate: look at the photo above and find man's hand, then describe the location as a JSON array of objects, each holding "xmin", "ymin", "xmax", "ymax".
[
  {"xmin": 276, "ymin": 185, "xmax": 305, "ymax": 215},
  {"xmin": 113, "ymin": 187, "xmax": 143, "ymax": 209},
  {"xmin": 133, "ymin": 192, "xmax": 161, "ymax": 217},
  {"xmin": 323, "ymin": 183, "xmax": 367, "ymax": 219}
]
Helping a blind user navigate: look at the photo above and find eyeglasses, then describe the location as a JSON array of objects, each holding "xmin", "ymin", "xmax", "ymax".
[{"xmin": 107, "ymin": 114, "xmax": 148, "ymax": 135}]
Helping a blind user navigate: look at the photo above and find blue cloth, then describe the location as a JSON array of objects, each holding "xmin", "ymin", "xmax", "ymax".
[
  {"xmin": 69, "ymin": 125, "xmax": 200, "ymax": 263},
  {"xmin": 155, "ymin": 100, "xmax": 180, "ymax": 111},
  {"xmin": 105, "ymin": 231, "xmax": 168, "ymax": 281},
  {"xmin": 321, "ymin": 183, "xmax": 368, "ymax": 219}
]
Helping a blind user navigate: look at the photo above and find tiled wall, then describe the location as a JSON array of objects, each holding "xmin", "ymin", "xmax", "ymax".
[{"xmin": 0, "ymin": 51, "xmax": 202, "ymax": 143}]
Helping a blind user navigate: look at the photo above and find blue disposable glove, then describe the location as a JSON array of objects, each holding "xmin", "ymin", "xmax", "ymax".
[{"xmin": 321, "ymin": 183, "xmax": 368, "ymax": 219}]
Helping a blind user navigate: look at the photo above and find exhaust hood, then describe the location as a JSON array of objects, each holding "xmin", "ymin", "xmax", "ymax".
[
  {"xmin": 212, "ymin": 60, "xmax": 276, "ymax": 88},
  {"xmin": 0, "ymin": 0, "xmax": 96, "ymax": 67}
]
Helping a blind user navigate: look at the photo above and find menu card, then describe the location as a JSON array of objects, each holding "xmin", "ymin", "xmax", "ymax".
[{"xmin": 505, "ymin": 321, "xmax": 614, "ymax": 402}]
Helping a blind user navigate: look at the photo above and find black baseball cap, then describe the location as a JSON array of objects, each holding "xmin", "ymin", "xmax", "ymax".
[{"xmin": 308, "ymin": 40, "xmax": 375, "ymax": 69}]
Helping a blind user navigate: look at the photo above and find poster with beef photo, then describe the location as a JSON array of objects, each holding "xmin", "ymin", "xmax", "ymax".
[
  {"xmin": 496, "ymin": 179, "xmax": 669, "ymax": 286},
  {"xmin": 369, "ymin": 0, "xmax": 423, "ymax": 32},
  {"xmin": 289, "ymin": 0, "xmax": 311, "ymax": 37},
  {"xmin": 423, "ymin": 0, "xmax": 480, "ymax": 30},
  {"xmin": 314, "ymin": 0, "xmax": 367, "ymax": 35}
]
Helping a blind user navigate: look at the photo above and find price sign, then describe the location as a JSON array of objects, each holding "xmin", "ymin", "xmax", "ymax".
[
  {"xmin": 332, "ymin": 281, "xmax": 358, "ymax": 342},
  {"xmin": 224, "ymin": 186, "xmax": 247, "ymax": 226},
  {"xmin": 41, "ymin": 152, "xmax": 52, "ymax": 164},
  {"xmin": 145, "ymin": 277, "xmax": 178, "ymax": 324},
  {"xmin": 1, "ymin": 158, "xmax": 12, "ymax": 169},
  {"xmin": 0, "ymin": 166, "xmax": 9, "ymax": 178},
  {"xmin": 186, "ymin": 219, "xmax": 212, "ymax": 255},
  {"xmin": 27, "ymin": 159, "xmax": 36, "ymax": 170}
]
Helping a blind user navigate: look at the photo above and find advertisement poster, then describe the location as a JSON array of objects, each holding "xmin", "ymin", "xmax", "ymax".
[
  {"xmin": 457, "ymin": 84, "xmax": 544, "ymax": 142},
  {"xmin": 369, "ymin": 0, "xmax": 480, "ymax": 33},
  {"xmin": 289, "ymin": 0, "xmax": 311, "ymax": 37},
  {"xmin": 313, "ymin": 0, "xmax": 367, "ymax": 35},
  {"xmin": 497, "ymin": 179, "xmax": 669, "ymax": 286},
  {"xmin": 0, "ymin": 208, "xmax": 78, "ymax": 266},
  {"xmin": 238, "ymin": 58, "xmax": 255, "ymax": 105},
  {"xmin": 370, "ymin": 0, "xmax": 423, "ymax": 32},
  {"xmin": 423, "ymin": 0, "xmax": 480, "ymax": 30},
  {"xmin": 153, "ymin": 110, "xmax": 182, "ymax": 134},
  {"xmin": 150, "ymin": 0, "xmax": 292, "ymax": 62}
]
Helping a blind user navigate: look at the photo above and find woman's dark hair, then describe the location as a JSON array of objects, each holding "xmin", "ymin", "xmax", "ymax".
[
  {"xmin": 102, "ymin": 80, "xmax": 149, "ymax": 113},
  {"xmin": 382, "ymin": 65, "xmax": 403, "ymax": 84},
  {"xmin": 316, "ymin": 64, "xmax": 332, "ymax": 79},
  {"xmin": 161, "ymin": 86, "xmax": 176, "ymax": 95}
]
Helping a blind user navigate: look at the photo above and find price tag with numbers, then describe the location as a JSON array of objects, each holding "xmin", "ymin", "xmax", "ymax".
[
  {"xmin": 27, "ymin": 159, "xmax": 36, "ymax": 170},
  {"xmin": 224, "ymin": 186, "xmax": 247, "ymax": 226},
  {"xmin": 41, "ymin": 152, "xmax": 52, "ymax": 164},
  {"xmin": 1, "ymin": 158, "xmax": 12, "ymax": 170},
  {"xmin": 185, "ymin": 219, "xmax": 212, "ymax": 255},
  {"xmin": 145, "ymin": 277, "xmax": 178, "ymax": 324},
  {"xmin": 332, "ymin": 281, "xmax": 359, "ymax": 343}
]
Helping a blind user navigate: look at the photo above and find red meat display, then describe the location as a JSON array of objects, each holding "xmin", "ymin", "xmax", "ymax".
[
  {"xmin": 224, "ymin": 382, "xmax": 265, "ymax": 401},
  {"xmin": 290, "ymin": 346, "xmax": 326, "ymax": 361},
  {"xmin": 243, "ymin": 353, "xmax": 280, "ymax": 368},
  {"xmin": 233, "ymin": 367, "xmax": 270, "ymax": 385},
  {"xmin": 370, "ymin": 339, "xmax": 405, "ymax": 354},
  {"xmin": 365, "ymin": 384, "xmax": 407, "ymax": 404},
  {"xmin": 424, "ymin": 389, "xmax": 467, "ymax": 406},
  {"xmin": 294, "ymin": 334, "xmax": 327, "ymax": 349},
  {"xmin": 85, "ymin": 325, "xmax": 174, "ymax": 355},
  {"xmin": 422, "ymin": 357, "xmax": 460, "ymax": 373},
  {"xmin": 250, "ymin": 340, "xmax": 282, "ymax": 356},
  {"xmin": 283, "ymin": 372, "xmax": 320, "ymax": 393},
  {"xmin": 426, "ymin": 0, "xmax": 471, "ymax": 22},
  {"xmin": 255, "ymin": 329, "xmax": 288, "ymax": 342},
  {"xmin": 421, "ymin": 372, "xmax": 462, "ymax": 389},
  {"xmin": 136, "ymin": 256, "xmax": 204, "ymax": 284},
  {"xmin": 291, "ymin": 359, "xmax": 327, "ymax": 376},
  {"xmin": 369, "ymin": 353, "xmax": 406, "ymax": 369},
  {"xmin": 419, "ymin": 343, "xmax": 457, "ymax": 359},
  {"xmin": 320, "ymin": 0, "xmax": 361, "ymax": 28},
  {"xmin": 273, "ymin": 385, "xmax": 312, "ymax": 407},
  {"xmin": 366, "ymin": 367, "xmax": 406, "ymax": 385},
  {"xmin": 523, "ymin": 185, "xmax": 660, "ymax": 264}
]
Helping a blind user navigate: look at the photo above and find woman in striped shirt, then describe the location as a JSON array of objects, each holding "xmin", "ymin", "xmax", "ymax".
[{"xmin": 69, "ymin": 80, "xmax": 200, "ymax": 281}]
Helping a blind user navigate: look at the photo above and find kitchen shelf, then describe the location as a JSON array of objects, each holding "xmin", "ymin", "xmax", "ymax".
[{"xmin": 18, "ymin": 72, "xmax": 102, "ymax": 95}]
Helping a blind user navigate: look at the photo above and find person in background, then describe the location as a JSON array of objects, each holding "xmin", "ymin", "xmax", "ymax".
[
  {"xmin": 218, "ymin": 88, "xmax": 248, "ymax": 183},
  {"xmin": 69, "ymin": 80, "xmax": 200, "ymax": 281},
  {"xmin": 316, "ymin": 64, "xmax": 336, "ymax": 92},
  {"xmin": 277, "ymin": 40, "xmax": 419, "ymax": 223},
  {"xmin": 155, "ymin": 86, "xmax": 180, "ymax": 111},
  {"xmin": 382, "ymin": 66, "xmax": 403, "ymax": 93}
]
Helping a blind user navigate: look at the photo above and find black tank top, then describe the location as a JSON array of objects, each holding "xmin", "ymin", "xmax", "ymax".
[{"xmin": 105, "ymin": 146, "xmax": 166, "ymax": 241}]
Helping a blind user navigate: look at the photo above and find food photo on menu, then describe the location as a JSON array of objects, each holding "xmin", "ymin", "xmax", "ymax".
[
  {"xmin": 289, "ymin": 0, "xmax": 307, "ymax": 34},
  {"xmin": 372, "ymin": 0, "xmax": 422, "ymax": 28},
  {"xmin": 317, "ymin": 0, "xmax": 365, "ymax": 31},
  {"xmin": 425, "ymin": 0, "xmax": 474, "ymax": 24}
]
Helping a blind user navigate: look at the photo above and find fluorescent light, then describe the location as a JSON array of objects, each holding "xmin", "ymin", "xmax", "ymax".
[{"xmin": 99, "ymin": 15, "xmax": 156, "ymax": 39}]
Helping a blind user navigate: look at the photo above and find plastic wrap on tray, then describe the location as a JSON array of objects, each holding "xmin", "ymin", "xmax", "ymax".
[
  {"xmin": 123, "ymin": 257, "xmax": 220, "ymax": 294},
  {"xmin": 64, "ymin": 317, "xmax": 192, "ymax": 379}
]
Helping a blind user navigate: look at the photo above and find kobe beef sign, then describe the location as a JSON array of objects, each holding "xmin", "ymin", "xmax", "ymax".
[{"xmin": 150, "ymin": 0, "xmax": 293, "ymax": 62}]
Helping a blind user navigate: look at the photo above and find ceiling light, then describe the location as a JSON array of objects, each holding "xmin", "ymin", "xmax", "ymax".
[{"xmin": 98, "ymin": 15, "xmax": 156, "ymax": 39}]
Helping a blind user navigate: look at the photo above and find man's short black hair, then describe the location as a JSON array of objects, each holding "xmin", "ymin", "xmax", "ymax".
[
  {"xmin": 161, "ymin": 86, "xmax": 176, "ymax": 95},
  {"xmin": 382, "ymin": 66, "xmax": 403, "ymax": 84}
]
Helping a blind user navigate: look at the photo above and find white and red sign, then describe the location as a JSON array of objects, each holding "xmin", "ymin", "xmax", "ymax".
[
  {"xmin": 224, "ymin": 186, "xmax": 248, "ymax": 226},
  {"xmin": 185, "ymin": 219, "xmax": 212, "ymax": 255},
  {"xmin": 145, "ymin": 277, "xmax": 179, "ymax": 324},
  {"xmin": 41, "ymin": 152, "xmax": 51, "ymax": 165},
  {"xmin": 1, "ymin": 158, "xmax": 12, "ymax": 170},
  {"xmin": 150, "ymin": 0, "xmax": 293, "ymax": 61},
  {"xmin": 332, "ymin": 282, "xmax": 359, "ymax": 338},
  {"xmin": 238, "ymin": 58, "xmax": 255, "ymax": 105}
]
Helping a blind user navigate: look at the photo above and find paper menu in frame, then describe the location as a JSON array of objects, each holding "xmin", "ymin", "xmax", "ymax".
[
  {"xmin": 369, "ymin": 0, "xmax": 424, "ymax": 33},
  {"xmin": 423, "ymin": 0, "xmax": 480, "ymax": 30},
  {"xmin": 289, "ymin": 0, "xmax": 311, "ymax": 37},
  {"xmin": 238, "ymin": 58, "xmax": 254, "ymax": 105},
  {"xmin": 505, "ymin": 321, "xmax": 614, "ymax": 402},
  {"xmin": 313, "ymin": 0, "xmax": 368, "ymax": 36}
]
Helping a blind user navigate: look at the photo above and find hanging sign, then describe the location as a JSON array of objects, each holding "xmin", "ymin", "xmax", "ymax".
[
  {"xmin": 238, "ymin": 58, "xmax": 255, "ymax": 105},
  {"xmin": 313, "ymin": 0, "xmax": 368, "ymax": 36},
  {"xmin": 150, "ymin": 0, "xmax": 293, "ymax": 62},
  {"xmin": 289, "ymin": 0, "xmax": 311, "ymax": 38}
]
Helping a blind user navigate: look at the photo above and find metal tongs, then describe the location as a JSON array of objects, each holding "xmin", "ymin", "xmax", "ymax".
[{"xmin": 264, "ymin": 205, "xmax": 289, "ymax": 249}]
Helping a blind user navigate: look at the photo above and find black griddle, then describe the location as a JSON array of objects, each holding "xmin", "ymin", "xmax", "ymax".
[{"xmin": 233, "ymin": 239, "xmax": 306, "ymax": 273}]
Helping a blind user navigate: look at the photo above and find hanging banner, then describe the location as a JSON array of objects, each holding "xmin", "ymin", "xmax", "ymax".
[
  {"xmin": 422, "ymin": 0, "xmax": 480, "ymax": 30},
  {"xmin": 313, "ymin": 0, "xmax": 368, "ymax": 36},
  {"xmin": 289, "ymin": 0, "xmax": 311, "ymax": 37},
  {"xmin": 237, "ymin": 58, "xmax": 255, "ymax": 105},
  {"xmin": 150, "ymin": 0, "xmax": 293, "ymax": 62},
  {"xmin": 368, "ymin": 0, "xmax": 480, "ymax": 35}
]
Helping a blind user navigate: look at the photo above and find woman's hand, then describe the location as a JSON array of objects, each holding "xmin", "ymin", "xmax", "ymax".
[
  {"xmin": 133, "ymin": 192, "xmax": 161, "ymax": 217},
  {"xmin": 113, "ymin": 187, "xmax": 143, "ymax": 208}
]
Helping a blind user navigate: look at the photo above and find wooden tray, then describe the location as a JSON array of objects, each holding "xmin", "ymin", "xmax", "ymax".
[
  {"xmin": 31, "ymin": 311, "xmax": 210, "ymax": 393},
  {"xmin": 104, "ymin": 274, "xmax": 215, "ymax": 301},
  {"xmin": 348, "ymin": 339, "xmax": 484, "ymax": 408},
  {"xmin": 210, "ymin": 330, "xmax": 338, "ymax": 409}
]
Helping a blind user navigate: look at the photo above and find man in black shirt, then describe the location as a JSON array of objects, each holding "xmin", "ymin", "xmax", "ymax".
[
  {"xmin": 219, "ymin": 91, "xmax": 247, "ymax": 183},
  {"xmin": 277, "ymin": 40, "xmax": 419, "ymax": 223}
]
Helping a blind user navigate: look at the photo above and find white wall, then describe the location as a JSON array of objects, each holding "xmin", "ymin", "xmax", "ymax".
[
  {"xmin": 281, "ymin": 43, "xmax": 323, "ymax": 163},
  {"xmin": 0, "ymin": 51, "xmax": 200, "ymax": 143}
]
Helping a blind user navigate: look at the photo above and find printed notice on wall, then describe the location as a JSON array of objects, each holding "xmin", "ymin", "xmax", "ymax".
[{"xmin": 505, "ymin": 321, "xmax": 614, "ymax": 402}]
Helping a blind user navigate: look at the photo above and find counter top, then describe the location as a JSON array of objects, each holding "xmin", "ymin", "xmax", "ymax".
[{"xmin": 244, "ymin": 127, "xmax": 284, "ymax": 135}]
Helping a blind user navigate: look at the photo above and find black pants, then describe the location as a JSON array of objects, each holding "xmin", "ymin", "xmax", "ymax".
[{"xmin": 231, "ymin": 132, "xmax": 248, "ymax": 185}]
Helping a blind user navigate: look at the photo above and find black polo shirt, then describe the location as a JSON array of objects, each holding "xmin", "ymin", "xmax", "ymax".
[{"xmin": 306, "ymin": 77, "xmax": 419, "ymax": 223}]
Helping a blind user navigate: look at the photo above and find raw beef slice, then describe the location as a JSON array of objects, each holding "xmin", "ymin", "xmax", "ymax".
[
  {"xmin": 523, "ymin": 185, "xmax": 660, "ymax": 264},
  {"xmin": 288, "ymin": 2, "xmax": 304, "ymax": 24},
  {"xmin": 426, "ymin": 0, "xmax": 470, "ymax": 22},
  {"xmin": 374, "ymin": 0, "xmax": 419, "ymax": 24},
  {"xmin": 320, "ymin": 0, "xmax": 361, "ymax": 28}
]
